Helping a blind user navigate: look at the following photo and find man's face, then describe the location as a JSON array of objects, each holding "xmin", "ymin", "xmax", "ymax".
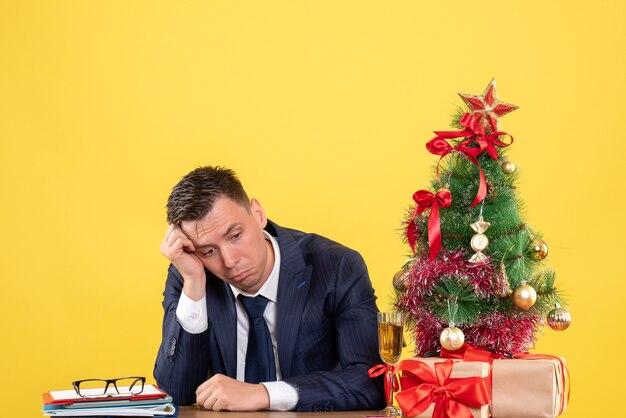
[{"xmin": 180, "ymin": 196, "xmax": 274, "ymax": 294}]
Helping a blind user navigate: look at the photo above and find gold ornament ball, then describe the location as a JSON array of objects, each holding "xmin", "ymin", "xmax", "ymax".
[
  {"xmin": 438, "ymin": 186, "xmax": 450, "ymax": 194},
  {"xmin": 502, "ymin": 161, "xmax": 516, "ymax": 174},
  {"xmin": 529, "ymin": 239, "xmax": 549, "ymax": 260},
  {"xmin": 513, "ymin": 283, "xmax": 537, "ymax": 309},
  {"xmin": 393, "ymin": 269, "xmax": 410, "ymax": 291},
  {"xmin": 440, "ymin": 326, "xmax": 465, "ymax": 351},
  {"xmin": 470, "ymin": 234, "xmax": 489, "ymax": 252},
  {"xmin": 547, "ymin": 306, "xmax": 571, "ymax": 331}
]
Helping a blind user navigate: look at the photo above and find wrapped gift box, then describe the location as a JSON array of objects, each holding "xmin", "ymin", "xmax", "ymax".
[
  {"xmin": 401, "ymin": 356, "xmax": 568, "ymax": 418},
  {"xmin": 491, "ymin": 357, "xmax": 568, "ymax": 418},
  {"xmin": 396, "ymin": 358, "xmax": 490, "ymax": 418}
]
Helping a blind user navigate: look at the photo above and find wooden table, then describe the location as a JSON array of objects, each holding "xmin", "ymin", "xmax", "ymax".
[{"xmin": 177, "ymin": 407, "xmax": 379, "ymax": 418}]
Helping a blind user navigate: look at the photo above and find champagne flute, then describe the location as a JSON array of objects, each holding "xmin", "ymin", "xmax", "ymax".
[{"xmin": 377, "ymin": 311, "xmax": 404, "ymax": 416}]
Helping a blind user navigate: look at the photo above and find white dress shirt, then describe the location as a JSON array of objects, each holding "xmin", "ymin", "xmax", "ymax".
[{"xmin": 175, "ymin": 232, "xmax": 298, "ymax": 411}]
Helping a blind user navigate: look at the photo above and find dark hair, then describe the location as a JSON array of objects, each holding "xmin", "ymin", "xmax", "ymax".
[{"xmin": 166, "ymin": 166, "xmax": 250, "ymax": 226}]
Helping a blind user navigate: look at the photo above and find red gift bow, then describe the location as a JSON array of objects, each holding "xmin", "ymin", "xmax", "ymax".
[
  {"xmin": 440, "ymin": 343, "xmax": 501, "ymax": 400},
  {"xmin": 368, "ymin": 364, "xmax": 399, "ymax": 406},
  {"xmin": 427, "ymin": 113, "xmax": 514, "ymax": 207},
  {"xmin": 408, "ymin": 188, "xmax": 452, "ymax": 260},
  {"xmin": 394, "ymin": 359, "xmax": 490, "ymax": 418}
]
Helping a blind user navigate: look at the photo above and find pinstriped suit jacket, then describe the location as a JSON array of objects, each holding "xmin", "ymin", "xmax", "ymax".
[{"xmin": 154, "ymin": 220, "xmax": 385, "ymax": 411}]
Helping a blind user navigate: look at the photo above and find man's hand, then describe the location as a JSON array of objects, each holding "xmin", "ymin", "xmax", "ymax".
[
  {"xmin": 195, "ymin": 374, "xmax": 270, "ymax": 411},
  {"xmin": 160, "ymin": 224, "xmax": 206, "ymax": 301}
]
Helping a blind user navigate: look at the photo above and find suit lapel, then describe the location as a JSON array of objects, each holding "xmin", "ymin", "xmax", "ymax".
[
  {"xmin": 271, "ymin": 222, "xmax": 312, "ymax": 378},
  {"xmin": 206, "ymin": 274, "xmax": 238, "ymax": 378}
]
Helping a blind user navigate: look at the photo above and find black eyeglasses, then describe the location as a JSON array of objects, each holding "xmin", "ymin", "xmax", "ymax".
[{"xmin": 72, "ymin": 376, "xmax": 145, "ymax": 398}]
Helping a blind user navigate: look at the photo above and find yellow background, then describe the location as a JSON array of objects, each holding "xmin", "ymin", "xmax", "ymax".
[{"xmin": 1, "ymin": 1, "xmax": 624, "ymax": 416}]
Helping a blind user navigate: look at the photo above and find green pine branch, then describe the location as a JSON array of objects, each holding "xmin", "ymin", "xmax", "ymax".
[{"xmin": 429, "ymin": 276, "xmax": 490, "ymax": 325}]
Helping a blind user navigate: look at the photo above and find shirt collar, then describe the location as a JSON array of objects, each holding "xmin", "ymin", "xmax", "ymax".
[{"xmin": 229, "ymin": 230, "xmax": 280, "ymax": 303}]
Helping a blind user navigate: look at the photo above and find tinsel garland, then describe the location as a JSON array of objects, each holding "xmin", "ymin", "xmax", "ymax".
[
  {"xmin": 409, "ymin": 307, "xmax": 446, "ymax": 355},
  {"xmin": 397, "ymin": 250, "xmax": 543, "ymax": 356},
  {"xmin": 463, "ymin": 312, "xmax": 544, "ymax": 356},
  {"xmin": 405, "ymin": 309, "xmax": 543, "ymax": 357},
  {"xmin": 401, "ymin": 250, "xmax": 497, "ymax": 299}
]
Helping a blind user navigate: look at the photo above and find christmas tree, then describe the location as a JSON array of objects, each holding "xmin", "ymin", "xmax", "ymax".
[{"xmin": 395, "ymin": 79, "xmax": 571, "ymax": 357}]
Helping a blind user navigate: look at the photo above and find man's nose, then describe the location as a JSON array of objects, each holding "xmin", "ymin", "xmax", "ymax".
[{"xmin": 221, "ymin": 247, "xmax": 237, "ymax": 269}]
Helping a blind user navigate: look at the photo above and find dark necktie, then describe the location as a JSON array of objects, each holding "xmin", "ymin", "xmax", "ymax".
[{"xmin": 239, "ymin": 295, "xmax": 276, "ymax": 383}]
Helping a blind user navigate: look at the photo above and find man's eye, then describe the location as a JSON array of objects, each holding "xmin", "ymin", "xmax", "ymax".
[
  {"xmin": 232, "ymin": 232, "xmax": 241, "ymax": 240},
  {"xmin": 204, "ymin": 248, "xmax": 215, "ymax": 256}
]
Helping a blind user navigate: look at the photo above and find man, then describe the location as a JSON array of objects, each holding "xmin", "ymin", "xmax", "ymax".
[{"xmin": 154, "ymin": 166, "xmax": 384, "ymax": 411}]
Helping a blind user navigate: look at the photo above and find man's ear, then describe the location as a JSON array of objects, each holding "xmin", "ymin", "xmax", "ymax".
[{"xmin": 249, "ymin": 198, "xmax": 268, "ymax": 228}]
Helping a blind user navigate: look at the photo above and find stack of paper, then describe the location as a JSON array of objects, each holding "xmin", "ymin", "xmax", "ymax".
[{"xmin": 42, "ymin": 384, "xmax": 176, "ymax": 417}]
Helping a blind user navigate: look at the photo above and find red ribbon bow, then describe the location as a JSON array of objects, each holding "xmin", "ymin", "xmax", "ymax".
[
  {"xmin": 461, "ymin": 113, "xmax": 514, "ymax": 160},
  {"xmin": 409, "ymin": 188, "xmax": 452, "ymax": 260},
  {"xmin": 425, "ymin": 137, "xmax": 485, "ymax": 207},
  {"xmin": 440, "ymin": 343, "xmax": 502, "ymax": 400},
  {"xmin": 368, "ymin": 364, "xmax": 399, "ymax": 406},
  {"xmin": 395, "ymin": 359, "xmax": 490, "ymax": 418},
  {"xmin": 433, "ymin": 113, "xmax": 514, "ymax": 159},
  {"xmin": 427, "ymin": 113, "xmax": 514, "ymax": 207}
]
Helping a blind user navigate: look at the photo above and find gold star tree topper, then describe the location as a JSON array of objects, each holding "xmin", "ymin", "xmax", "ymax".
[{"xmin": 458, "ymin": 78, "xmax": 518, "ymax": 133}]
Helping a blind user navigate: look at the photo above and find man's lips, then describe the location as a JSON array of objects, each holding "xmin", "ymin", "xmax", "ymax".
[{"xmin": 230, "ymin": 268, "xmax": 251, "ymax": 282}]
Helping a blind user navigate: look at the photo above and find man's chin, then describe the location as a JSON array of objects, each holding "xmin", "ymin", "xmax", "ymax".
[{"xmin": 233, "ymin": 276, "xmax": 265, "ymax": 294}]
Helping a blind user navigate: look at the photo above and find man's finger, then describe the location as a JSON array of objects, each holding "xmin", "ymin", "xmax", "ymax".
[
  {"xmin": 196, "ymin": 388, "xmax": 208, "ymax": 407},
  {"xmin": 198, "ymin": 389, "xmax": 217, "ymax": 410},
  {"xmin": 172, "ymin": 236, "xmax": 195, "ymax": 253},
  {"xmin": 165, "ymin": 228, "xmax": 183, "ymax": 247},
  {"xmin": 164, "ymin": 225, "xmax": 189, "ymax": 246},
  {"xmin": 164, "ymin": 224, "xmax": 175, "ymax": 241},
  {"xmin": 196, "ymin": 378, "xmax": 212, "ymax": 395}
]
